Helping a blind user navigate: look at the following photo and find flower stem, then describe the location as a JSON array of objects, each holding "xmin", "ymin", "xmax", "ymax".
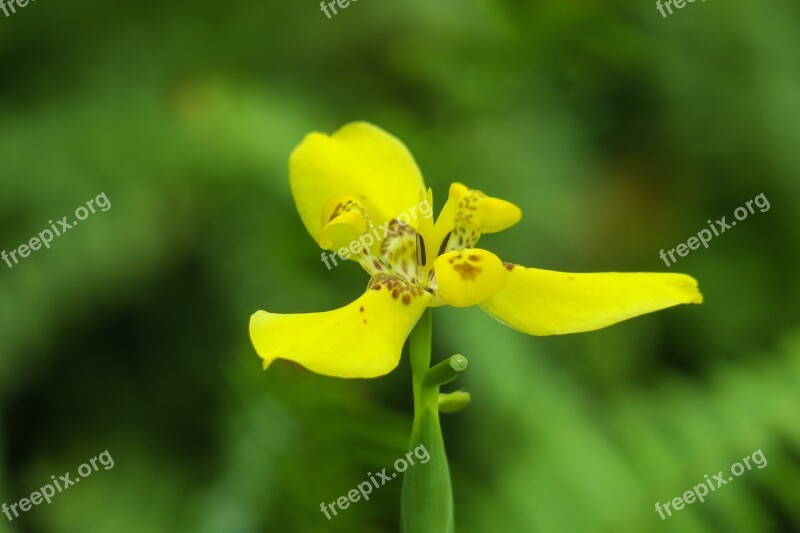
[
  {"xmin": 401, "ymin": 309, "xmax": 455, "ymax": 533},
  {"xmin": 425, "ymin": 354, "xmax": 468, "ymax": 387}
]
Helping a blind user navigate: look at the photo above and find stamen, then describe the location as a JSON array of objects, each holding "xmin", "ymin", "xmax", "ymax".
[{"xmin": 416, "ymin": 234, "xmax": 427, "ymax": 267}]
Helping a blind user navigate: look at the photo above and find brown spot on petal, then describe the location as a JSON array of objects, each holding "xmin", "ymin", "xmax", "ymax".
[
  {"xmin": 468, "ymin": 254, "xmax": 480, "ymax": 261},
  {"xmin": 360, "ymin": 306, "xmax": 364, "ymax": 312},
  {"xmin": 402, "ymin": 294, "xmax": 411, "ymax": 305},
  {"xmin": 503, "ymin": 262, "xmax": 515, "ymax": 271},
  {"xmin": 454, "ymin": 262, "xmax": 482, "ymax": 281},
  {"xmin": 328, "ymin": 203, "xmax": 343, "ymax": 221}
]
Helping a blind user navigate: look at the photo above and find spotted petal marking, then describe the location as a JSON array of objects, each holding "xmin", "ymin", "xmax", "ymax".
[
  {"xmin": 433, "ymin": 248, "xmax": 507, "ymax": 307},
  {"xmin": 368, "ymin": 272, "xmax": 428, "ymax": 305},
  {"xmin": 378, "ymin": 219, "xmax": 420, "ymax": 284},
  {"xmin": 434, "ymin": 183, "xmax": 522, "ymax": 255},
  {"xmin": 445, "ymin": 188, "xmax": 485, "ymax": 252},
  {"xmin": 318, "ymin": 195, "xmax": 372, "ymax": 251}
]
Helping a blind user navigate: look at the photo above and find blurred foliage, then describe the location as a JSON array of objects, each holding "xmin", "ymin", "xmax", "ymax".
[{"xmin": 1, "ymin": 0, "xmax": 798, "ymax": 531}]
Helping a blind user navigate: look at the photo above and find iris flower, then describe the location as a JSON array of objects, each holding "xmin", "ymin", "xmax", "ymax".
[{"xmin": 249, "ymin": 122, "xmax": 702, "ymax": 378}]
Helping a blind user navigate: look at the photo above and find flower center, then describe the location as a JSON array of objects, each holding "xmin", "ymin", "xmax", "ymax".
[
  {"xmin": 319, "ymin": 184, "xmax": 521, "ymax": 307},
  {"xmin": 353, "ymin": 196, "xmax": 471, "ymax": 299}
]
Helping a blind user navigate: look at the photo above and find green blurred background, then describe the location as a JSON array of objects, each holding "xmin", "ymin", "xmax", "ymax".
[{"xmin": 1, "ymin": 0, "xmax": 799, "ymax": 531}]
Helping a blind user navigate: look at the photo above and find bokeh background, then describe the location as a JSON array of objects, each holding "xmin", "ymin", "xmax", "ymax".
[{"xmin": 1, "ymin": 0, "xmax": 799, "ymax": 531}]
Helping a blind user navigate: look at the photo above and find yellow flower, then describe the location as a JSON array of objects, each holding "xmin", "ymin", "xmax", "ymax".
[{"xmin": 250, "ymin": 122, "xmax": 702, "ymax": 378}]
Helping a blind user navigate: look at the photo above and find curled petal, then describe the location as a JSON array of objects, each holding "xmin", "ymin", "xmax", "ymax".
[
  {"xmin": 433, "ymin": 249, "xmax": 507, "ymax": 307},
  {"xmin": 433, "ymin": 183, "xmax": 522, "ymax": 253},
  {"xmin": 318, "ymin": 195, "xmax": 370, "ymax": 252},
  {"xmin": 250, "ymin": 275, "xmax": 431, "ymax": 378},
  {"xmin": 480, "ymin": 265, "xmax": 702, "ymax": 336}
]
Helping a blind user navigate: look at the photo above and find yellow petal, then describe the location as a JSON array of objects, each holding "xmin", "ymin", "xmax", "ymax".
[
  {"xmin": 474, "ymin": 197, "xmax": 522, "ymax": 233},
  {"xmin": 480, "ymin": 265, "xmax": 703, "ymax": 336},
  {"xmin": 433, "ymin": 183, "xmax": 522, "ymax": 253},
  {"xmin": 318, "ymin": 195, "xmax": 369, "ymax": 251},
  {"xmin": 249, "ymin": 274, "xmax": 431, "ymax": 378},
  {"xmin": 433, "ymin": 249, "xmax": 507, "ymax": 308},
  {"xmin": 417, "ymin": 188, "xmax": 438, "ymax": 271},
  {"xmin": 289, "ymin": 122, "xmax": 425, "ymax": 243}
]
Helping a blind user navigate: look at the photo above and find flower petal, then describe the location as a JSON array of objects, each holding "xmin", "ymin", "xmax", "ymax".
[
  {"xmin": 480, "ymin": 265, "xmax": 703, "ymax": 335},
  {"xmin": 249, "ymin": 274, "xmax": 431, "ymax": 378},
  {"xmin": 290, "ymin": 122, "xmax": 426, "ymax": 243},
  {"xmin": 474, "ymin": 196, "xmax": 523, "ymax": 233},
  {"xmin": 433, "ymin": 249, "xmax": 507, "ymax": 307},
  {"xmin": 433, "ymin": 183, "xmax": 522, "ymax": 253},
  {"xmin": 318, "ymin": 195, "xmax": 370, "ymax": 251}
]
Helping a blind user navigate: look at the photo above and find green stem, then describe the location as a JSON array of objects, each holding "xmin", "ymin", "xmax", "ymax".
[
  {"xmin": 425, "ymin": 354, "xmax": 468, "ymax": 387},
  {"xmin": 401, "ymin": 309, "xmax": 455, "ymax": 533}
]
